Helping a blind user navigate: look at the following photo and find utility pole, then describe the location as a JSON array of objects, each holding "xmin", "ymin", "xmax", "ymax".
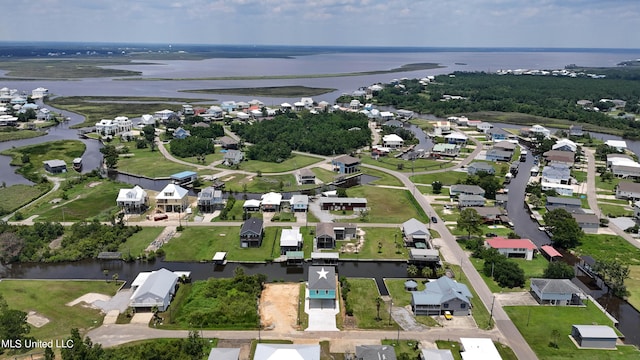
[
  {"xmin": 388, "ymin": 300, "xmax": 393, "ymax": 325},
  {"xmin": 489, "ymin": 295, "xmax": 496, "ymax": 327}
]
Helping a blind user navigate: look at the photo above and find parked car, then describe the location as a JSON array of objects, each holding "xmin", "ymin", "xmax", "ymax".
[
  {"xmin": 444, "ymin": 311, "xmax": 453, "ymax": 320},
  {"xmin": 486, "ymin": 232, "xmax": 498, "ymax": 237},
  {"xmin": 431, "ymin": 216, "xmax": 438, "ymax": 223}
]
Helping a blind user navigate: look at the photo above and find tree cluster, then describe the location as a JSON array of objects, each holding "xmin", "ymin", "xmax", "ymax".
[
  {"xmin": 542, "ymin": 261, "xmax": 575, "ymax": 279},
  {"xmin": 456, "ymin": 208, "xmax": 483, "ymax": 239},
  {"xmin": 231, "ymin": 111, "xmax": 371, "ymax": 161},
  {"xmin": 479, "ymin": 248, "xmax": 526, "ymax": 288},
  {"xmin": 169, "ymin": 136, "xmax": 215, "ymax": 158},
  {"xmin": 371, "ymin": 73, "xmax": 640, "ymax": 138},
  {"xmin": 461, "ymin": 171, "xmax": 502, "ymax": 200},
  {"xmin": 0, "ymin": 221, "xmax": 64, "ymax": 263},
  {"xmin": 175, "ymin": 268, "xmax": 265, "ymax": 328},
  {"xmin": 543, "ymin": 208, "xmax": 584, "ymax": 249},
  {"xmin": 593, "ymin": 259, "xmax": 630, "ymax": 298},
  {"xmin": 0, "ymin": 294, "xmax": 31, "ymax": 356}
]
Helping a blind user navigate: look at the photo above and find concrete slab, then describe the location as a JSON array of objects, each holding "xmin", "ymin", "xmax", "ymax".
[
  {"xmin": 131, "ymin": 312, "xmax": 154, "ymax": 325},
  {"xmin": 304, "ymin": 289, "xmax": 339, "ymax": 331},
  {"xmin": 94, "ymin": 289, "xmax": 132, "ymax": 314},
  {"xmin": 494, "ymin": 292, "xmax": 538, "ymax": 306},
  {"xmin": 103, "ymin": 310, "xmax": 120, "ymax": 325}
]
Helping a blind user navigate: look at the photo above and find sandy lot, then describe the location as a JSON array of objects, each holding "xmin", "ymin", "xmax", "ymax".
[
  {"xmin": 27, "ymin": 311, "xmax": 50, "ymax": 328},
  {"xmin": 66, "ymin": 293, "xmax": 112, "ymax": 307},
  {"xmin": 259, "ymin": 283, "xmax": 299, "ymax": 332}
]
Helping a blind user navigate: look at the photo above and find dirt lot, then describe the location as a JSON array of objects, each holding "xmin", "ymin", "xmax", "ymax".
[{"xmin": 259, "ymin": 283, "xmax": 300, "ymax": 333}]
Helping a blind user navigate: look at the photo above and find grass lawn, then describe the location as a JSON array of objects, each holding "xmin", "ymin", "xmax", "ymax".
[
  {"xmin": 596, "ymin": 177, "xmax": 620, "ymax": 192},
  {"xmin": 627, "ymin": 265, "xmax": 640, "ymax": 310},
  {"xmin": 118, "ymin": 145, "xmax": 202, "ymax": 178},
  {"xmin": 468, "ymin": 256, "xmax": 549, "ymax": 293},
  {"xmin": 598, "ymin": 203, "xmax": 633, "ymax": 217},
  {"xmin": 162, "ymin": 226, "xmax": 285, "ymax": 262},
  {"xmin": 298, "ymin": 283, "xmax": 309, "ymax": 330},
  {"xmin": 571, "ymin": 170, "xmax": 587, "ymax": 183},
  {"xmin": 311, "ymin": 167, "xmax": 337, "ymax": 183},
  {"xmin": 222, "ymin": 173, "xmax": 298, "ymax": 193},
  {"xmin": 0, "ymin": 280, "xmax": 119, "ymax": 340},
  {"xmin": 360, "ymin": 156, "xmax": 455, "ymax": 173},
  {"xmin": 168, "ymin": 145, "xmax": 224, "ymax": 165},
  {"xmin": 0, "ymin": 183, "xmax": 52, "ymax": 215},
  {"xmin": 410, "ymin": 171, "xmax": 468, "ymax": 186},
  {"xmin": 346, "ymin": 186, "xmax": 428, "ymax": 223},
  {"xmin": 504, "ymin": 302, "xmax": 640, "ymax": 360},
  {"xmin": 381, "ymin": 339, "xmax": 421, "ymax": 359},
  {"xmin": 22, "ymin": 179, "xmax": 123, "ymax": 222},
  {"xmin": 360, "ymin": 167, "xmax": 404, "ymax": 186},
  {"xmin": 339, "ymin": 227, "xmax": 407, "ymax": 260},
  {"xmin": 0, "ymin": 129, "xmax": 45, "ymax": 142},
  {"xmin": 118, "ymin": 226, "xmax": 165, "ymax": 256},
  {"xmin": 218, "ymin": 154, "xmax": 323, "ymax": 173},
  {"xmin": 385, "ymin": 279, "xmax": 426, "ymax": 307},
  {"xmin": 347, "ymin": 278, "xmax": 397, "ymax": 329},
  {"xmin": 447, "ymin": 264, "xmax": 492, "ymax": 330},
  {"xmin": 575, "ymin": 234, "xmax": 640, "ymax": 266}
]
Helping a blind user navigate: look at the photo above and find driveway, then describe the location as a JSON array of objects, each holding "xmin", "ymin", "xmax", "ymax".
[
  {"xmin": 94, "ymin": 289, "xmax": 133, "ymax": 314},
  {"xmin": 494, "ymin": 292, "xmax": 539, "ymax": 306},
  {"xmin": 305, "ymin": 289, "xmax": 339, "ymax": 332}
]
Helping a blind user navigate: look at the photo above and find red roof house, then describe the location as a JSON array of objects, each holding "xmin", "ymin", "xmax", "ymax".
[{"xmin": 485, "ymin": 237, "xmax": 537, "ymax": 260}]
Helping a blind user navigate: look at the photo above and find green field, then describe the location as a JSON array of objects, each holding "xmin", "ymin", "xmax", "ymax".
[
  {"xmin": 311, "ymin": 167, "xmax": 338, "ymax": 183},
  {"xmin": 217, "ymin": 154, "xmax": 323, "ymax": 173},
  {"xmin": 22, "ymin": 179, "xmax": 122, "ymax": 222},
  {"xmin": 598, "ymin": 203, "xmax": 633, "ymax": 217},
  {"xmin": 360, "ymin": 156, "xmax": 455, "ymax": 173},
  {"xmin": 222, "ymin": 173, "xmax": 300, "ymax": 193},
  {"xmin": 0, "ymin": 183, "xmax": 51, "ymax": 215},
  {"xmin": 0, "ymin": 59, "xmax": 146, "ymax": 78},
  {"xmin": 118, "ymin": 144, "xmax": 203, "ymax": 179},
  {"xmin": 385, "ymin": 279, "xmax": 427, "ymax": 307},
  {"xmin": 162, "ymin": 226, "xmax": 286, "ymax": 262},
  {"xmin": 0, "ymin": 280, "xmax": 119, "ymax": 341},
  {"xmin": 339, "ymin": 227, "xmax": 407, "ymax": 260},
  {"xmin": 0, "ymin": 129, "xmax": 45, "ymax": 142},
  {"xmin": 118, "ymin": 226, "xmax": 166, "ymax": 256},
  {"xmin": 347, "ymin": 278, "xmax": 397, "ymax": 329},
  {"xmin": 410, "ymin": 171, "xmax": 468, "ymax": 186},
  {"xmin": 469, "ymin": 256, "xmax": 549, "ymax": 293},
  {"xmin": 628, "ymin": 266, "xmax": 640, "ymax": 310},
  {"xmin": 576, "ymin": 234, "xmax": 640, "ymax": 266},
  {"xmin": 360, "ymin": 167, "xmax": 404, "ymax": 186},
  {"xmin": 505, "ymin": 303, "xmax": 640, "ymax": 359},
  {"xmin": 346, "ymin": 186, "xmax": 428, "ymax": 223}
]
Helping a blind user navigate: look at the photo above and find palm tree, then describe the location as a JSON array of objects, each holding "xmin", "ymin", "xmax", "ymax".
[
  {"xmin": 375, "ymin": 297, "xmax": 383, "ymax": 321},
  {"xmin": 112, "ymin": 273, "xmax": 119, "ymax": 284},
  {"xmin": 103, "ymin": 269, "xmax": 109, "ymax": 283}
]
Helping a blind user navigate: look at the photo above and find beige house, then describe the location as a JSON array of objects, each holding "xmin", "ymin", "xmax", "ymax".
[{"xmin": 156, "ymin": 183, "xmax": 189, "ymax": 213}]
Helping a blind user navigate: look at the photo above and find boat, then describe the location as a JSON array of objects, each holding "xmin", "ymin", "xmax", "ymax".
[
  {"xmin": 455, "ymin": 62, "xmax": 467, "ymax": 65},
  {"xmin": 72, "ymin": 157, "xmax": 82, "ymax": 171},
  {"xmin": 212, "ymin": 252, "xmax": 228, "ymax": 266}
]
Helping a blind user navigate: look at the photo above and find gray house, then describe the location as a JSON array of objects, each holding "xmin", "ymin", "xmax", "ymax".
[
  {"xmin": 420, "ymin": 349, "xmax": 454, "ymax": 360},
  {"xmin": 402, "ymin": 218, "xmax": 430, "ymax": 246},
  {"xmin": 530, "ymin": 278, "xmax": 583, "ymax": 306},
  {"xmin": 315, "ymin": 222, "xmax": 357, "ymax": 249},
  {"xmin": 355, "ymin": 345, "xmax": 397, "ymax": 360},
  {"xmin": 129, "ymin": 268, "xmax": 179, "ymax": 311},
  {"xmin": 43, "ymin": 159, "xmax": 67, "ymax": 174},
  {"xmin": 546, "ymin": 196, "xmax": 582, "ymax": 209},
  {"xmin": 450, "ymin": 184, "xmax": 485, "ymax": 197},
  {"xmin": 223, "ymin": 150, "xmax": 244, "ymax": 166},
  {"xmin": 411, "ymin": 276, "xmax": 473, "ymax": 316},
  {"xmin": 571, "ymin": 213, "xmax": 599, "ymax": 234},
  {"xmin": 458, "ymin": 194, "xmax": 486, "ymax": 207},
  {"xmin": 571, "ymin": 325, "xmax": 618, "ymax": 349},
  {"xmin": 467, "ymin": 162, "xmax": 495, "ymax": 175},
  {"xmin": 254, "ymin": 344, "xmax": 320, "ymax": 360},
  {"xmin": 197, "ymin": 186, "xmax": 224, "ymax": 212},
  {"xmin": 208, "ymin": 348, "xmax": 240, "ymax": 360},
  {"xmin": 240, "ymin": 218, "xmax": 264, "ymax": 248}
]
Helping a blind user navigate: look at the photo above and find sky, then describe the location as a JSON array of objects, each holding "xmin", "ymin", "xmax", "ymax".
[{"xmin": 3, "ymin": 0, "xmax": 639, "ymax": 48}]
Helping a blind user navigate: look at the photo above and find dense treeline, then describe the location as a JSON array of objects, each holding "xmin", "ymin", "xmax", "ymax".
[
  {"xmin": 0, "ymin": 220, "xmax": 141, "ymax": 263},
  {"xmin": 175, "ymin": 269, "xmax": 265, "ymax": 328},
  {"xmin": 169, "ymin": 136, "xmax": 215, "ymax": 158},
  {"xmin": 231, "ymin": 111, "xmax": 371, "ymax": 161},
  {"xmin": 372, "ymin": 73, "xmax": 640, "ymax": 138}
]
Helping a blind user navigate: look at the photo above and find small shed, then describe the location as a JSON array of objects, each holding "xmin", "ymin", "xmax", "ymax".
[
  {"xmin": 571, "ymin": 325, "xmax": 618, "ymax": 349},
  {"xmin": 43, "ymin": 159, "xmax": 67, "ymax": 174},
  {"xmin": 404, "ymin": 280, "xmax": 418, "ymax": 291}
]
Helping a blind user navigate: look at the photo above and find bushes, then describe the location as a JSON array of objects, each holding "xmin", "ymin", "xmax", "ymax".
[
  {"xmin": 339, "ymin": 276, "xmax": 354, "ymax": 316},
  {"xmin": 218, "ymin": 195, "xmax": 235, "ymax": 220}
]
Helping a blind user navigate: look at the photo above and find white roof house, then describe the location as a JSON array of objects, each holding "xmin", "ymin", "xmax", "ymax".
[
  {"xmin": 261, "ymin": 192, "xmax": 282, "ymax": 206},
  {"xmin": 156, "ymin": 183, "xmax": 189, "ymax": 213},
  {"xmin": 157, "ymin": 183, "xmax": 188, "ymax": 201},
  {"xmin": 140, "ymin": 114, "xmax": 155, "ymax": 126},
  {"xmin": 280, "ymin": 228, "xmax": 303, "ymax": 248},
  {"xmin": 460, "ymin": 338, "xmax": 501, "ymax": 360},
  {"xmin": 116, "ymin": 185, "xmax": 148, "ymax": 207},
  {"xmin": 552, "ymin": 138, "xmax": 578, "ymax": 152},
  {"xmin": 605, "ymin": 140, "xmax": 627, "ymax": 151},
  {"xmin": 530, "ymin": 124, "xmax": 551, "ymax": 138},
  {"xmin": 130, "ymin": 268, "xmax": 179, "ymax": 311},
  {"xmin": 254, "ymin": 343, "xmax": 320, "ymax": 360},
  {"xmin": 382, "ymin": 134, "xmax": 404, "ymax": 148},
  {"xmin": 243, "ymin": 199, "xmax": 261, "ymax": 209}
]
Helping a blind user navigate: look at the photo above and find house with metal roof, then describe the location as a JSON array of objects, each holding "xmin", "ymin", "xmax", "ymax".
[
  {"xmin": 197, "ymin": 186, "xmax": 224, "ymax": 212},
  {"xmin": 297, "ymin": 168, "xmax": 316, "ymax": 185},
  {"xmin": 402, "ymin": 218, "xmax": 431, "ymax": 246},
  {"xmin": 530, "ymin": 278, "xmax": 583, "ymax": 306},
  {"xmin": 542, "ymin": 163, "xmax": 571, "ymax": 184},
  {"xmin": 571, "ymin": 325, "xmax": 618, "ymax": 349},
  {"xmin": 289, "ymin": 194, "xmax": 309, "ymax": 212},
  {"xmin": 444, "ymin": 131, "xmax": 468, "ymax": 145},
  {"xmin": 571, "ymin": 213, "xmax": 599, "ymax": 234},
  {"xmin": 171, "ymin": 170, "xmax": 197, "ymax": 186},
  {"xmin": 615, "ymin": 181, "xmax": 640, "ymax": 201},
  {"xmin": 382, "ymin": 134, "xmax": 404, "ymax": 148},
  {"xmin": 458, "ymin": 194, "xmax": 486, "ymax": 208},
  {"xmin": 460, "ymin": 338, "xmax": 501, "ymax": 360},
  {"xmin": 261, "ymin": 192, "xmax": 283, "ymax": 212},
  {"xmin": 308, "ymin": 266, "xmax": 336, "ymax": 300},
  {"xmin": 467, "ymin": 162, "xmax": 495, "ymax": 175},
  {"xmin": 156, "ymin": 183, "xmax": 189, "ymax": 213},
  {"xmin": 411, "ymin": 276, "xmax": 472, "ymax": 316},
  {"xmin": 355, "ymin": 345, "xmax": 397, "ymax": 360},
  {"xmin": 130, "ymin": 268, "xmax": 179, "ymax": 311},
  {"xmin": 43, "ymin": 159, "xmax": 67, "ymax": 174},
  {"xmin": 450, "ymin": 184, "xmax": 485, "ymax": 197},
  {"xmin": 116, "ymin": 185, "xmax": 149, "ymax": 213},
  {"xmin": 420, "ymin": 349, "xmax": 454, "ymax": 360},
  {"xmin": 485, "ymin": 237, "xmax": 537, "ymax": 260},
  {"xmin": 431, "ymin": 143, "xmax": 459, "ymax": 157},
  {"xmin": 332, "ymin": 155, "xmax": 361, "ymax": 174},
  {"xmin": 315, "ymin": 222, "xmax": 357, "ymax": 249},
  {"xmin": 280, "ymin": 228, "xmax": 303, "ymax": 255},
  {"xmin": 485, "ymin": 148, "xmax": 513, "ymax": 162},
  {"xmin": 254, "ymin": 343, "xmax": 320, "ymax": 360},
  {"xmin": 240, "ymin": 218, "xmax": 264, "ymax": 248},
  {"xmin": 553, "ymin": 138, "xmax": 578, "ymax": 152},
  {"xmin": 546, "ymin": 196, "xmax": 582, "ymax": 209}
]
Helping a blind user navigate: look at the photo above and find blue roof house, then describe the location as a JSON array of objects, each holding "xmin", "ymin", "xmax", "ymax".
[
  {"xmin": 411, "ymin": 276, "xmax": 473, "ymax": 316},
  {"xmin": 173, "ymin": 127, "xmax": 191, "ymax": 139}
]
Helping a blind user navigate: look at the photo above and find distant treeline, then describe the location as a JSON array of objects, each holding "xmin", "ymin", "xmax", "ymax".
[
  {"xmin": 231, "ymin": 111, "xmax": 371, "ymax": 162},
  {"xmin": 370, "ymin": 71, "xmax": 640, "ymax": 139}
]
